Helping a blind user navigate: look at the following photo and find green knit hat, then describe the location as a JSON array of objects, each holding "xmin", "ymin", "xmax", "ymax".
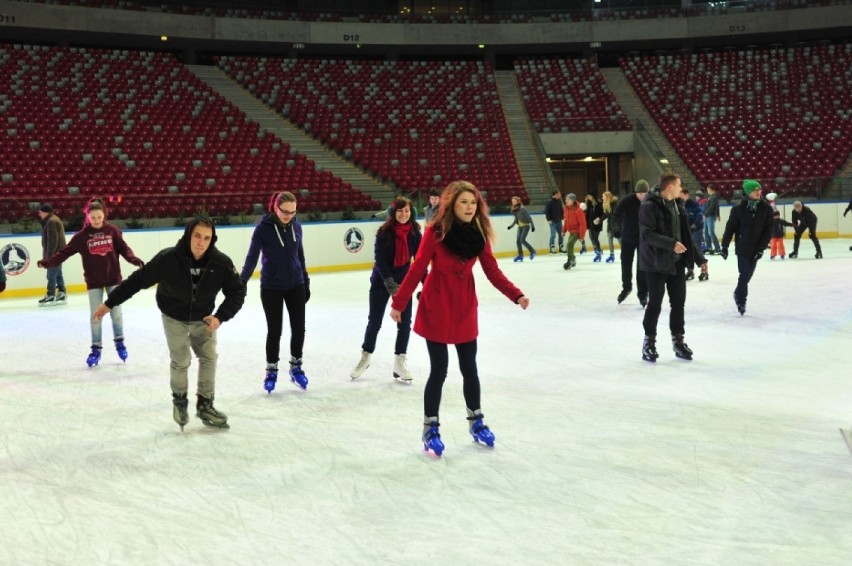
[{"xmin": 742, "ymin": 179, "xmax": 762, "ymax": 194}]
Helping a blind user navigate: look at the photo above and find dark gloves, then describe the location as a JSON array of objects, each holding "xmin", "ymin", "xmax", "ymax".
[
  {"xmin": 37, "ymin": 260, "xmax": 45, "ymax": 268},
  {"xmin": 304, "ymin": 284, "xmax": 311, "ymax": 303},
  {"xmin": 132, "ymin": 258, "xmax": 144, "ymax": 267},
  {"xmin": 506, "ymin": 225, "xmax": 512, "ymax": 230},
  {"xmin": 531, "ymin": 226, "xmax": 535, "ymax": 232},
  {"xmin": 0, "ymin": 281, "xmax": 5, "ymax": 293},
  {"xmin": 613, "ymin": 232, "xmax": 621, "ymax": 239},
  {"xmin": 754, "ymin": 251, "xmax": 763, "ymax": 260},
  {"xmin": 844, "ymin": 209, "xmax": 849, "ymax": 217},
  {"xmin": 720, "ymin": 248, "xmax": 728, "ymax": 260},
  {"xmin": 384, "ymin": 277, "xmax": 399, "ymax": 296}
]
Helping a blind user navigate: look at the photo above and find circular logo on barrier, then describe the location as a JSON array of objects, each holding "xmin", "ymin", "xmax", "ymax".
[
  {"xmin": 343, "ymin": 227, "xmax": 365, "ymax": 254},
  {"xmin": 1, "ymin": 243, "xmax": 31, "ymax": 276}
]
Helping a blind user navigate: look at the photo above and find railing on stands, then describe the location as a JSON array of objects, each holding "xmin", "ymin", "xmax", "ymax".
[{"xmin": 700, "ymin": 176, "xmax": 852, "ymax": 202}]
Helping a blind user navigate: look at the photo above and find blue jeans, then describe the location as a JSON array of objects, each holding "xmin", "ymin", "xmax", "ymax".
[
  {"xmin": 46, "ymin": 266, "xmax": 66, "ymax": 296},
  {"xmin": 734, "ymin": 255, "xmax": 759, "ymax": 306},
  {"xmin": 516, "ymin": 226, "xmax": 535, "ymax": 257},
  {"xmin": 704, "ymin": 216, "xmax": 721, "ymax": 252},
  {"xmin": 548, "ymin": 221, "xmax": 563, "ymax": 250},
  {"xmin": 362, "ymin": 282, "xmax": 412, "ymax": 355},
  {"xmin": 88, "ymin": 286, "xmax": 123, "ymax": 347}
]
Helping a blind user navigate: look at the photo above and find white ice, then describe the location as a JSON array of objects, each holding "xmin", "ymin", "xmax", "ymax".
[{"xmin": 1, "ymin": 239, "xmax": 851, "ymax": 565}]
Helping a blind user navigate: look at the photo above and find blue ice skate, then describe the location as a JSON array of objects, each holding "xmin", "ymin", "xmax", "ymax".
[
  {"xmin": 468, "ymin": 417, "xmax": 496, "ymax": 447},
  {"xmin": 115, "ymin": 339, "xmax": 128, "ymax": 362},
  {"xmin": 86, "ymin": 346, "xmax": 102, "ymax": 367},
  {"xmin": 264, "ymin": 365, "xmax": 278, "ymax": 393},
  {"xmin": 289, "ymin": 359, "xmax": 308, "ymax": 390},
  {"xmin": 422, "ymin": 422, "xmax": 444, "ymax": 457}
]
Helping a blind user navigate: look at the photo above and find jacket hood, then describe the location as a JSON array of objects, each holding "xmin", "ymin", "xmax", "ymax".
[{"xmin": 178, "ymin": 216, "xmax": 218, "ymax": 258}]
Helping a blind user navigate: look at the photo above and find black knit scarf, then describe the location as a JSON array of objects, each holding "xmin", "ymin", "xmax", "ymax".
[{"xmin": 440, "ymin": 221, "xmax": 486, "ymax": 259}]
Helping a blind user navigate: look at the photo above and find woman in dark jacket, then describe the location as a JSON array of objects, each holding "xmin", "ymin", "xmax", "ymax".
[
  {"xmin": 240, "ymin": 191, "xmax": 311, "ymax": 394},
  {"xmin": 350, "ymin": 196, "xmax": 423, "ymax": 382},
  {"xmin": 585, "ymin": 193, "xmax": 604, "ymax": 262}
]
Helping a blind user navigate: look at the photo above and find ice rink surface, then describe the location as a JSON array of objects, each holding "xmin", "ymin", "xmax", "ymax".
[{"xmin": 1, "ymin": 239, "xmax": 851, "ymax": 565}]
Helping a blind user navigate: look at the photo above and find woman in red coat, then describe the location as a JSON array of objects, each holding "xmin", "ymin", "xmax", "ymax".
[{"xmin": 390, "ymin": 181, "xmax": 530, "ymax": 457}]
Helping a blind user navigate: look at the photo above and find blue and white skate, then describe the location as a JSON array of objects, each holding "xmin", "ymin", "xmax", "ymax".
[
  {"xmin": 264, "ymin": 368, "xmax": 278, "ymax": 393},
  {"xmin": 469, "ymin": 418, "xmax": 495, "ymax": 447},
  {"xmin": 422, "ymin": 423, "xmax": 445, "ymax": 457},
  {"xmin": 86, "ymin": 346, "xmax": 102, "ymax": 367},
  {"xmin": 289, "ymin": 360, "xmax": 308, "ymax": 390},
  {"xmin": 115, "ymin": 339, "xmax": 128, "ymax": 362}
]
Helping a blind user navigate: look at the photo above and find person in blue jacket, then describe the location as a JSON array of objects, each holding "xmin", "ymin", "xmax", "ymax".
[
  {"xmin": 350, "ymin": 196, "xmax": 423, "ymax": 382},
  {"xmin": 240, "ymin": 191, "xmax": 311, "ymax": 394}
]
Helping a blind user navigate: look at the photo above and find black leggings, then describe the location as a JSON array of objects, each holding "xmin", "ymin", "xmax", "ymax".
[
  {"xmin": 424, "ymin": 339, "xmax": 480, "ymax": 418},
  {"xmin": 260, "ymin": 285, "xmax": 306, "ymax": 364}
]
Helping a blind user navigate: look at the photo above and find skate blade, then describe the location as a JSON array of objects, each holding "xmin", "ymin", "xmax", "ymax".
[
  {"xmin": 840, "ymin": 429, "xmax": 852, "ymax": 456},
  {"xmin": 641, "ymin": 355, "xmax": 657, "ymax": 363},
  {"xmin": 472, "ymin": 436, "xmax": 495, "ymax": 448},
  {"xmin": 423, "ymin": 446, "xmax": 443, "ymax": 458},
  {"xmin": 393, "ymin": 374, "xmax": 413, "ymax": 384},
  {"xmin": 200, "ymin": 419, "xmax": 230, "ymax": 429}
]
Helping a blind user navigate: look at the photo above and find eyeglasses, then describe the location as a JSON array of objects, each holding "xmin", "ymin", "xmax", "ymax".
[{"xmin": 277, "ymin": 206, "xmax": 297, "ymax": 217}]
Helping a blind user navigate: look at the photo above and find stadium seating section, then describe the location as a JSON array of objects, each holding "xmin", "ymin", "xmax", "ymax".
[
  {"xmin": 217, "ymin": 56, "xmax": 525, "ymax": 202},
  {"xmin": 621, "ymin": 43, "xmax": 852, "ymax": 198},
  {"xmin": 0, "ymin": 44, "xmax": 376, "ymax": 222}
]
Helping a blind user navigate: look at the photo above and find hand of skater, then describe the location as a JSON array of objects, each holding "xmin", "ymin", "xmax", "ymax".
[
  {"xmin": 203, "ymin": 315, "xmax": 221, "ymax": 331},
  {"xmin": 517, "ymin": 296, "xmax": 530, "ymax": 310},
  {"xmin": 389, "ymin": 308, "xmax": 402, "ymax": 323},
  {"xmin": 673, "ymin": 241, "xmax": 687, "ymax": 254},
  {"xmin": 92, "ymin": 303, "xmax": 111, "ymax": 321}
]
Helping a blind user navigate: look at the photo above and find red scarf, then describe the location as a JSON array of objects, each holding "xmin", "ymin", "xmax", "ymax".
[{"xmin": 393, "ymin": 222, "xmax": 412, "ymax": 267}]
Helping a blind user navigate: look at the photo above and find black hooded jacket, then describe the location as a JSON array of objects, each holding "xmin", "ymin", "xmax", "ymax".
[
  {"xmin": 105, "ymin": 218, "xmax": 246, "ymax": 323},
  {"xmin": 638, "ymin": 189, "xmax": 705, "ymax": 275},
  {"xmin": 721, "ymin": 198, "xmax": 774, "ymax": 258}
]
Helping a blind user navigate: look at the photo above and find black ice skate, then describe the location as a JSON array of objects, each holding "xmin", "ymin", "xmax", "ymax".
[
  {"xmin": 672, "ymin": 335, "xmax": 693, "ymax": 360},
  {"xmin": 172, "ymin": 392, "xmax": 189, "ymax": 432},
  {"xmin": 617, "ymin": 289, "xmax": 631, "ymax": 304},
  {"xmin": 196, "ymin": 395, "xmax": 229, "ymax": 429},
  {"xmin": 642, "ymin": 336, "xmax": 659, "ymax": 362}
]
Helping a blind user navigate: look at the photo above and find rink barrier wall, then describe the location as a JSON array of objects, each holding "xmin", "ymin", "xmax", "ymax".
[{"xmin": 2, "ymin": 203, "xmax": 851, "ymax": 299}]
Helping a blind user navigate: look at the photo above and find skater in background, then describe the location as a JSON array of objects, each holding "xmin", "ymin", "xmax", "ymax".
[
  {"xmin": 240, "ymin": 191, "xmax": 311, "ymax": 394},
  {"xmin": 562, "ymin": 193, "xmax": 587, "ymax": 270},
  {"xmin": 601, "ymin": 190, "xmax": 618, "ymax": 263},
  {"xmin": 507, "ymin": 195, "xmax": 536, "ymax": 262},
  {"xmin": 0, "ymin": 261, "xmax": 6, "ymax": 293},
  {"xmin": 389, "ymin": 181, "xmax": 530, "ymax": 457},
  {"xmin": 680, "ymin": 187, "xmax": 705, "ymax": 280},
  {"xmin": 37, "ymin": 204, "xmax": 67, "ymax": 306},
  {"xmin": 702, "ymin": 184, "xmax": 722, "ymax": 255},
  {"xmin": 612, "ymin": 180, "xmax": 650, "ymax": 305},
  {"xmin": 544, "ymin": 189, "xmax": 564, "ymax": 254},
  {"xmin": 93, "ymin": 217, "xmax": 245, "ymax": 431},
  {"xmin": 38, "ymin": 198, "xmax": 144, "ymax": 367},
  {"xmin": 350, "ymin": 196, "xmax": 423, "ymax": 382},
  {"xmin": 790, "ymin": 200, "xmax": 823, "ymax": 259},
  {"xmin": 721, "ymin": 179, "xmax": 774, "ymax": 315},
  {"xmin": 770, "ymin": 210, "xmax": 794, "ymax": 259},
  {"xmin": 585, "ymin": 193, "xmax": 604, "ymax": 262},
  {"xmin": 423, "ymin": 189, "xmax": 441, "ymax": 225},
  {"xmin": 845, "ymin": 193, "xmax": 852, "ymax": 252},
  {"xmin": 638, "ymin": 173, "xmax": 707, "ymax": 362}
]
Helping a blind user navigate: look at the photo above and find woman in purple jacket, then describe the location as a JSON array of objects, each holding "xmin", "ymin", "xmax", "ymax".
[
  {"xmin": 240, "ymin": 191, "xmax": 310, "ymax": 394},
  {"xmin": 38, "ymin": 198, "xmax": 144, "ymax": 367}
]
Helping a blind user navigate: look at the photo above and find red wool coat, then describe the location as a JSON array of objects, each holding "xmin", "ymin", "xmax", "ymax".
[
  {"xmin": 562, "ymin": 203, "xmax": 587, "ymax": 239},
  {"xmin": 391, "ymin": 225, "xmax": 524, "ymax": 344}
]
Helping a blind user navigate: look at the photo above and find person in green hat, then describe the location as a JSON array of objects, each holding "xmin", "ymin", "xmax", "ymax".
[{"xmin": 720, "ymin": 179, "xmax": 774, "ymax": 315}]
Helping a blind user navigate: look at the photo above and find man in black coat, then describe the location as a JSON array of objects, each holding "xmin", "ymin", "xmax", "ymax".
[
  {"xmin": 544, "ymin": 189, "xmax": 564, "ymax": 254},
  {"xmin": 721, "ymin": 179, "xmax": 774, "ymax": 315},
  {"xmin": 612, "ymin": 179, "xmax": 650, "ymax": 306},
  {"xmin": 93, "ymin": 217, "xmax": 246, "ymax": 430},
  {"xmin": 638, "ymin": 173, "xmax": 706, "ymax": 362},
  {"xmin": 790, "ymin": 200, "xmax": 823, "ymax": 259}
]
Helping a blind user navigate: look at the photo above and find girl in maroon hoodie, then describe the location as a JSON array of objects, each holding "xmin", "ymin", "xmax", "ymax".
[
  {"xmin": 389, "ymin": 181, "xmax": 530, "ymax": 457},
  {"xmin": 39, "ymin": 198, "xmax": 144, "ymax": 367}
]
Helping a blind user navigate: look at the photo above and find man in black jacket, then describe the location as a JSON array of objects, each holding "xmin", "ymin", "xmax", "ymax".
[
  {"xmin": 544, "ymin": 189, "xmax": 564, "ymax": 254},
  {"xmin": 790, "ymin": 200, "xmax": 823, "ymax": 259},
  {"xmin": 721, "ymin": 179, "xmax": 774, "ymax": 315},
  {"xmin": 612, "ymin": 179, "xmax": 650, "ymax": 306},
  {"xmin": 93, "ymin": 217, "xmax": 246, "ymax": 430},
  {"xmin": 638, "ymin": 173, "xmax": 706, "ymax": 362}
]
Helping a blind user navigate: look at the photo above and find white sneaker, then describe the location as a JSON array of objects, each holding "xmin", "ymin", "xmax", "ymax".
[
  {"xmin": 393, "ymin": 353, "xmax": 413, "ymax": 383},
  {"xmin": 350, "ymin": 350, "xmax": 371, "ymax": 380}
]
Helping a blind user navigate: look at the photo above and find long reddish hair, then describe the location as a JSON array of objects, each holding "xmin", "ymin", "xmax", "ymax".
[{"xmin": 431, "ymin": 180, "xmax": 494, "ymax": 243}]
